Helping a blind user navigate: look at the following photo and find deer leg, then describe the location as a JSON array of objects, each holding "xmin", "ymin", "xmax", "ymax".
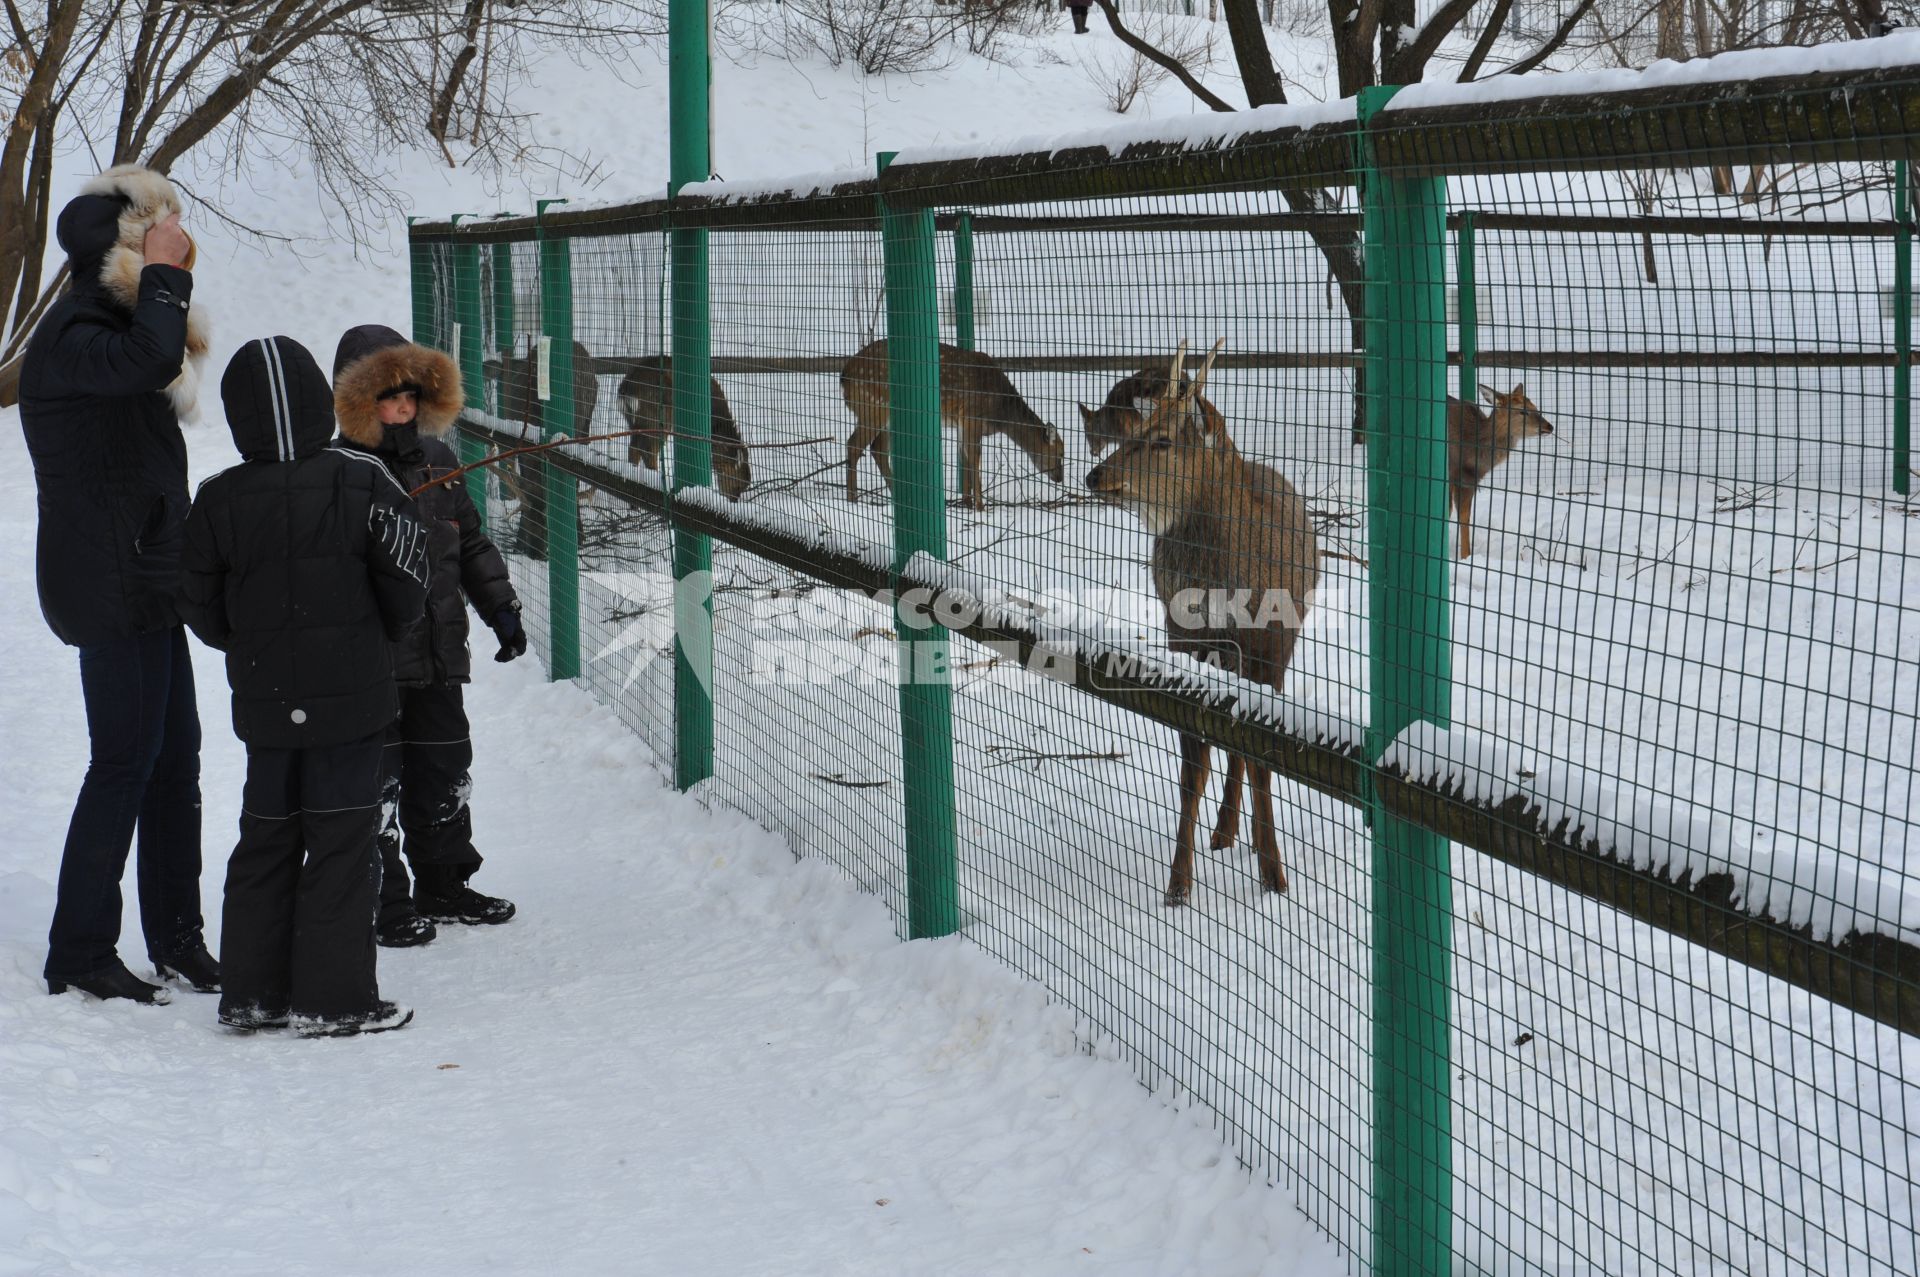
[
  {"xmin": 845, "ymin": 417, "xmax": 884, "ymax": 503},
  {"xmin": 1455, "ymin": 485, "xmax": 1475, "ymax": 560},
  {"xmin": 871, "ymin": 425, "xmax": 895, "ymax": 494},
  {"xmin": 960, "ymin": 424, "xmax": 985, "ymax": 511},
  {"xmin": 1167, "ymin": 733, "xmax": 1212, "ymax": 907},
  {"xmin": 1248, "ymin": 763, "xmax": 1287, "ymax": 894},
  {"xmin": 1209, "ymin": 752, "xmax": 1244, "ymax": 850}
]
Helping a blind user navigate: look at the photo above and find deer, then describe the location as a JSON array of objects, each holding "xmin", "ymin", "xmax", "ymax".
[
  {"xmin": 1085, "ymin": 339, "xmax": 1320, "ymax": 907},
  {"xmin": 1078, "ymin": 363, "xmax": 1236, "ymax": 458},
  {"xmin": 496, "ymin": 339, "xmax": 598, "ymax": 439},
  {"xmin": 840, "ymin": 338, "xmax": 1065, "ymax": 509},
  {"xmin": 1448, "ymin": 383, "xmax": 1554, "ymax": 559},
  {"xmin": 616, "ymin": 359, "xmax": 752, "ymax": 502},
  {"xmin": 492, "ymin": 341, "xmax": 600, "ymax": 548}
]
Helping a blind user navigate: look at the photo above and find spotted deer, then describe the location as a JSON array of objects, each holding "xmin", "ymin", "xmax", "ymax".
[
  {"xmin": 616, "ymin": 359, "xmax": 752, "ymax": 502},
  {"xmin": 1448, "ymin": 383, "xmax": 1554, "ymax": 559},
  {"xmin": 1085, "ymin": 340, "xmax": 1320, "ymax": 906},
  {"xmin": 1078, "ymin": 364, "xmax": 1236, "ymax": 458},
  {"xmin": 840, "ymin": 339, "xmax": 1065, "ymax": 509}
]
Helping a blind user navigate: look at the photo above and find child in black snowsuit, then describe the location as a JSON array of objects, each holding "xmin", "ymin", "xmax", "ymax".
[
  {"xmin": 178, "ymin": 336, "xmax": 431, "ymax": 1036},
  {"xmin": 331, "ymin": 325, "xmax": 525, "ymax": 948}
]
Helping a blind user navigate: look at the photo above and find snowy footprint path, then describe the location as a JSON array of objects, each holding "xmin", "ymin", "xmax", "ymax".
[{"xmin": 0, "ymin": 415, "xmax": 1335, "ymax": 1276}]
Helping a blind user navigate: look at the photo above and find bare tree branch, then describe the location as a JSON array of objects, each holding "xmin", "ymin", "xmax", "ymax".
[
  {"xmin": 3, "ymin": 0, "xmax": 34, "ymax": 58},
  {"xmin": 1492, "ymin": 0, "xmax": 1603, "ymax": 77},
  {"xmin": 1459, "ymin": 0, "xmax": 1514, "ymax": 82},
  {"xmin": 1396, "ymin": 0, "xmax": 1483, "ymax": 81},
  {"xmin": 1092, "ymin": 0, "xmax": 1234, "ymax": 112}
]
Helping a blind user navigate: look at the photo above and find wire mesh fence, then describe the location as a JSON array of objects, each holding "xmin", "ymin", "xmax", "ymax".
[{"xmin": 410, "ymin": 61, "xmax": 1920, "ymax": 1276}]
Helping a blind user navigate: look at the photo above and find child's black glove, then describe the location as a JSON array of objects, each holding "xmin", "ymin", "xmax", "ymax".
[{"xmin": 490, "ymin": 606, "xmax": 527, "ymax": 663}]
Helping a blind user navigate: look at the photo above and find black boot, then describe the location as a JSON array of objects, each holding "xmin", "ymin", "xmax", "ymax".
[
  {"xmin": 295, "ymin": 1000, "xmax": 414, "ymax": 1039},
  {"xmin": 219, "ymin": 1003, "xmax": 291, "ymax": 1032},
  {"xmin": 416, "ymin": 881, "xmax": 516, "ymax": 926},
  {"xmin": 377, "ymin": 910, "xmax": 438, "ymax": 948},
  {"xmin": 154, "ymin": 943, "xmax": 222, "ymax": 993},
  {"xmin": 414, "ymin": 863, "xmax": 516, "ymax": 926},
  {"xmin": 49, "ymin": 960, "xmax": 172, "ymax": 1005}
]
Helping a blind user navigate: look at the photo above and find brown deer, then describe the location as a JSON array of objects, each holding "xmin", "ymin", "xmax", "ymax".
[
  {"xmin": 616, "ymin": 359, "xmax": 752, "ymax": 502},
  {"xmin": 1078, "ymin": 364, "xmax": 1236, "ymax": 458},
  {"xmin": 840, "ymin": 339, "xmax": 1065, "ymax": 509},
  {"xmin": 496, "ymin": 339, "xmax": 598, "ymax": 438},
  {"xmin": 493, "ymin": 341, "xmax": 599, "ymax": 553},
  {"xmin": 1448, "ymin": 383, "xmax": 1554, "ymax": 559},
  {"xmin": 1085, "ymin": 340, "xmax": 1320, "ymax": 906}
]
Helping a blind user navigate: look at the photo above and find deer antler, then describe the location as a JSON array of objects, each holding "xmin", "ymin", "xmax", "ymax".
[
  {"xmin": 1189, "ymin": 338, "xmax": 1225, "ymax": 399},
  {"xmin": 1168, "ymin": 339, "xmax": 1189, "ymax": 387}
]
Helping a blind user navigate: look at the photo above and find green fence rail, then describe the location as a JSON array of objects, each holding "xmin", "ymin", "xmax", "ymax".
[{"xmin": 411, "ymin": 59, "xmax": 1920, "ymax": 1277}]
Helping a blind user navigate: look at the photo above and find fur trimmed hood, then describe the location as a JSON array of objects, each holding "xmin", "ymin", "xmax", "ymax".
[
  {"xmin": 62, "ymin": 165, "xmax": 211, "ymax": 419},
  {"xmin": 332, "ymin": 324, "xmax": 464, "ymax": 447}
]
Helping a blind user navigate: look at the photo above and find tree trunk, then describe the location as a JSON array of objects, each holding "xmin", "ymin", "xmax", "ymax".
[
  {"xmin": 0, "ymin": 0, "xmax": 87, "ymax": 372},
  {"xmin": 428, "ymin": 0, "xmax": 487, "ymax": 146}
]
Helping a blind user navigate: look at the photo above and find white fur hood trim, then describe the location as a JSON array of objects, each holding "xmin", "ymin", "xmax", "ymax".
[{"xmin": 83, "ymin": 165, "xmax": 211, "ymax": 419}]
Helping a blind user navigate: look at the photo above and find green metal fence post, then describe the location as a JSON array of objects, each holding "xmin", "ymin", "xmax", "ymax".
[
  {"xmin": 407, "ymin": 218, "xmax": 436, "ymax": 350},
  {"xmin": 669, "ymin": 0, "xmax": 715, "ymax": 790},
  {"xmin": 879, "ymin": 151, "xmax": 960, "ymax": 941},
  {"xmin": 450, "ymin": 215, "xmax": 489, "ymax": 522},
  {"xmin": 538, "ymin": 199, "xmax": 581, "ymax": 681},
  {"xmin": 496, "ymin": 236, "xmax": 550, "ymax": 563},
  {"xmin": 1457, "ymin": 211, "xmax": 1477, "ymax": 410},
  {"xmin": 953, "ymin": 211, "xmax": 976, "ymax": 351},
  {"xmin": 1896, "ymin": 162, "xmax": 1911, "ymax": 497},
  {"xmin": 1359, "ymin": 85, "xmax": 1454, "ymax": 1277}
]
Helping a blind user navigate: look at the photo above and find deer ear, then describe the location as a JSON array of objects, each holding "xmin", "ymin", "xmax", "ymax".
[
  {"xmin": 1510, "ymin": 382, "xmax": 1526, "ymax": 400},
  {"xmin": 1479, "ymin": 383, "xmax": 1498, "ymax": 404},
  {"xmin": 1077, "ymin": 403, "xmax": 1094, "ymax": 423}
]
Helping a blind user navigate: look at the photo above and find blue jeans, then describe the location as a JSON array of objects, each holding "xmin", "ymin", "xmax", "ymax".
[{"xmin": 44, "ymin": 627, "xmax": 206, "ymax": 980}]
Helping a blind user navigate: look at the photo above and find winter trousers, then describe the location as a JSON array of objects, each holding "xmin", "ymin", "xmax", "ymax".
[
  {"xmin": 1069, "ymin": 2, "xmax": 1090, "ymax": 32},
  {"xmin": 45, "ymin": 626, "xmax": 205, "ymax": 981},
  {"xmin": 218, "ymin": 734, "xmax": 385, "ymax": 1023},
  {"xmin": 376, "ymin": 683, "xmax": 481, "ymax": 920}
]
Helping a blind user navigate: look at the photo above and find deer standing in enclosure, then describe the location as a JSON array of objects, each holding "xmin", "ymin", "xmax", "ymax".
[
  {"xmin": 1448, "ymin": 383, "xmax": 1554, "ymax": 559},
  {"xmin": 490, "ymin": 341, "xmax": 600, "ymax": 555},
  {"xmin": 1079, "ymin": 363, "xmax": 1237, "ymax": 458},
  {"xmin": 616, "ymin": 359, "xmax": 752, "ymax": 501},
  {"xmin": 840, "ymin": 339, "xmax": 1065, "ymax": 509},
  {"xmin": 1086, "ymin": 340, "xmax": 1320, "ymax": 906}
]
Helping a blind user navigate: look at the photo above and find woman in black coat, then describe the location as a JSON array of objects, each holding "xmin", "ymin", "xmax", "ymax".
[{"xmin": 20, "ymin": 167, "xmax": 217, "ymax": 1004}]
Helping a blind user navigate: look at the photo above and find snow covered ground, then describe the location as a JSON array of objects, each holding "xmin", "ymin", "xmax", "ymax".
[
  {"xmin": 12, "ymin": 11, "xmax": 1920, "ymax": 1276},
  {"xmin": 0, "ymin": 402, "xmax": 1343, "ymax": 1273}
]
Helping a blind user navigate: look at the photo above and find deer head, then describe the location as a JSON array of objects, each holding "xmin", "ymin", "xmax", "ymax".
[{"xmin": 1480, "ymin": 382, "xmax": 1554, "ymax": 444}]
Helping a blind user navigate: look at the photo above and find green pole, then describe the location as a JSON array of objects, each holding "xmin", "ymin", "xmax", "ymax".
[
  {"xmin": 953, "ymin": 211, "xmax": 976, "ymax": 351},
  {"xmin": 1896, "ymin": 162, "xmax": 1911, "ymax": 497},
  {"xmin": 879, "ymin": 150, "xmax": 960, "ymax": 941},
  {"xmin": 450, "ymin": 215, "xmax": 489, "ymax": 523},
  {"xmin": 670, "ymin": 0, "xmax": 714, "ymax": 791},
  {"xmin": 491, "ymin": 241, "xmax": 515, "ymax": 358},
  {"xmin": 1457, "ymin": 211, "xmax": 1477, "ymax": 411},
  {"xmin": 406, "ymin": 218, "xmax": 437, "ymax": 350},
  {"xmin": 1359, "ymin": 85, "xmax": 1453, "ymax": 1277},
  {"xmin": 494, "ymin": 236, "xmax": 549, "ymax": 562},
  {"xmin": 538, "ymin": 199, "xmax": 581, "ymax": 681}
]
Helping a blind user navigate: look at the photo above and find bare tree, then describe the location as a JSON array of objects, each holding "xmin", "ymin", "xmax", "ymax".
[
  {"xmin": 0, "ymin": 0, "xmax": 663, "ymax": 406},
  {"xmin": 1091, "ymin": 0, "xmax": 1606, "ymax": 441}
]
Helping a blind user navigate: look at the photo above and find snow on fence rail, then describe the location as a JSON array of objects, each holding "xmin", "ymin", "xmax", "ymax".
[{"xmin": 416, "ymin": 53, "xmax": 1920, "ymax": 1277}]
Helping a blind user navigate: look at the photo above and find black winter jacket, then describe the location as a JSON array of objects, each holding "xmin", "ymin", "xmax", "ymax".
[
  {"xmin": 20, "ymin": 171, "xmax": 212, "ymax": 647},
  {"xmin": 178, "ymin": 337, "xmax": 431, "ymax": 749},
  {"xmin": 331, "ymin": 324, "xmax": 517, "ymax": 686}
]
